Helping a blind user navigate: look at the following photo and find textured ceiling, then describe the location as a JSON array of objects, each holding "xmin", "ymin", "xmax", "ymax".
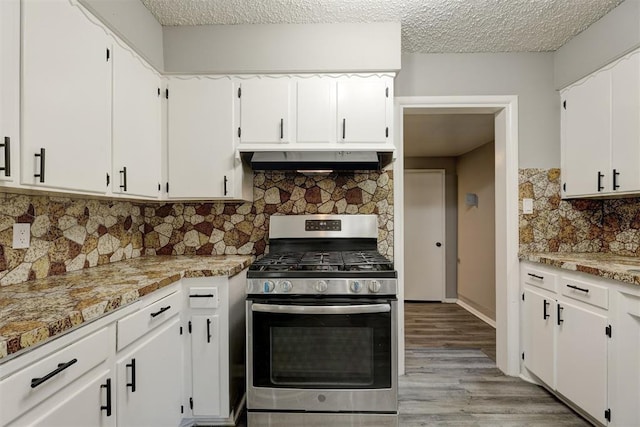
[{"xmin": 141, "ymin": 0, "xmax": 624, "ymax": 53}]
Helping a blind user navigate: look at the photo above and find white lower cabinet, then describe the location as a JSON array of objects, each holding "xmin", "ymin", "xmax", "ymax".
[
  {"xmin": 521, "ymin": 261, "xmax": 611, "ymax": 425},
  {"xmin": 190, "ymin": 314, "xmax": 221, "ymax": 416},
  {"xmin": 116, "ymin": 317, "xmax": 182, "ymax": 427}
]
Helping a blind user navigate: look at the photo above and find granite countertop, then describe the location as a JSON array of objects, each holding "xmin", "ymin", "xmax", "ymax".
[
  {"xmin": 520, "ymin": 252, "xmax": 640, "ymax": 287},
  {"xmin": 0, "ymin": 255, "xmax": 253, "ymax": 362}
]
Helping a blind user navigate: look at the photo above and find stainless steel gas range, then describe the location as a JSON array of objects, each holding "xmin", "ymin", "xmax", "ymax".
[{"xmin": 245, "ymin": 214, "xmax": 398, "ymax": 427}]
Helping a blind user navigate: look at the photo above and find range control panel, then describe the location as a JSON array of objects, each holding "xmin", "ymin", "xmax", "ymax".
[{"xmin": 305, "ymin": 220, "xmax": 341, "ymax": 232}]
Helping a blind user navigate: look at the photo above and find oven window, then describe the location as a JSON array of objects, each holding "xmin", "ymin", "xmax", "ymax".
[{"xmin": 252, "ymin": 306, "xmax": 392, "ymax": 389}]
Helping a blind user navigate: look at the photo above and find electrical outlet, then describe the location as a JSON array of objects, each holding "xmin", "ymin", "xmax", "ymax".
[
  {"xmin": 522, "ymin": 198, "xmax": 534, "ymax": 214},
  {"xmin": 13, "ymin": 223, "xmax": 30, "ymax": 249}
]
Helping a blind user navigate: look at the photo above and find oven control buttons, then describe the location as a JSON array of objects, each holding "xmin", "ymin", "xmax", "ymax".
[
  {"xmin": 315, "ymin": 280, "xmax": 328, "ymax": 293},
  {"xmin": 279, "ymin": 280, "xmax": 293, "ymax": 293},
  {"xmin": 263, "ymin": 280, "xmax": 275, "ymax": 293},
  {"xmin": 350, "ymin": 280, "xmax": 363, "ymax": 293},
  {"xmin": 369, "ymin": 280, "xmax": 382, "ymax": 293}
]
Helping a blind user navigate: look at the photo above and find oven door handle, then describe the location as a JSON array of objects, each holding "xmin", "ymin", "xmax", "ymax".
[{"xmin": 251, "ymin": 303, "xmax": 391, "ymax": 314}]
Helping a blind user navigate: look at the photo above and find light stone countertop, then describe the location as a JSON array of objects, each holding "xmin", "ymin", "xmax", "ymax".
[
  {"xmin": 520, "ymin": 252, "xmax": 640, "ymax": 287},
  {"xmin": 0, "ymin": 255, "xmax": 253, "ymax": 361}
]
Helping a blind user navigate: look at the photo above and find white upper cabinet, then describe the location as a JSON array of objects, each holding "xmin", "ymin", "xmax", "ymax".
[
  {"xmin": 167, "ymin": 77, "xmax": 250, "ymax": 200},
  {"xmin": 337, "ymin": 76, "xmax": 390, "ymax": 144},
  {"xmin": 21, "ymin": 0, "xmax": 111, "ymax": 194},
  {"xmin": 561, "ymin": 48, "xmax": 640, "ymax": 198},
  {"xmin": 236, "ymin": 78, "xmax": 293, "ymax": 144},
  {"xmin": 0, "ymin": 0, "xmax": 19, "ymax": 184},
  {"xmin": 296, "ymin": 77, "xmax": 337, "ymax": 144},
  {"xmin": 112, "ymin": 42, "xmax": 161, "ymax": 199}
]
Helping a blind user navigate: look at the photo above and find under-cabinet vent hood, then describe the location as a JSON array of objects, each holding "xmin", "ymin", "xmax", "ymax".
[{"xmin": 245, "ymin": 151, "xmax": 393, "ymax": 171}]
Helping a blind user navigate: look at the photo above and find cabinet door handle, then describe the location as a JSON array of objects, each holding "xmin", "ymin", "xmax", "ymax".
[
  {"xmin": 557, "ymin": 304, "xmax": 564, "ymax": 325},
  {"xmin": 31, "ymin": 358, "xmax": 78, "ymax": 388},
  {"xmin": 150, "ymin": 305, "xmax": 171, "ymax": 318},
  {"xmin": 342, "ymin": 118, "xmax": 346, "ymax": 139},
  {"xmin": 280, "ymin": 118, "xmax": 284, "ymax": 139},
  {"xmin": 224, "ymin": 175, "xmax": 228, "ymax": 196},
  {"xmin": 613, "ymin": 169, "xmax": 620, "ymax": 190},
  {"xmin": 527, "ymin": 273, "xmax": 544, "ymax": 280},
  {"xmin": 189, "ymin": 294, "xmax": 214, "ymax": 298},
  {"xmin": 206, "ymin": 318, "xmax": 212, "ymax": 343},
  {"xmin": 101, "ymin": 378, "xmax": 112, "ymax": 416},
  {"xmin": 34, "ymin": 148, "xmax": 45, "ymax": 183},
  {"xmin": 126, "ymin": 358, "xmax": 136, "ymax": 392},
  {"xmin": 566, "ymin": 284, "xmax": 589, "ymax": 293},
  {"xmin": 597, "ymin": 171, "xmax": 604, "ymax": 192},
  {"xmin": 119, "ymin": 167, "xmax": 127, "ymax": 191},
  {"xmin": 0, "ymin": 136, "xmax": 10, "ymax": 177},
  {"xmin": 543, "ymin": 299, "xmax": 550, "ymax": 320}
]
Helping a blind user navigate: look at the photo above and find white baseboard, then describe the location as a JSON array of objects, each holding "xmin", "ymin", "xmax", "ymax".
[
  {"xmin": 456, "ymin": 299, "xmax": 496, "ymax": 329},
  {"xmin": 442, "ymin": 298, "xmax": 458, "ymax": 303}
]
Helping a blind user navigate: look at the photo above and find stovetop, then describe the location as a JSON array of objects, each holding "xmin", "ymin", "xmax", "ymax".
[{"xmin": 250, "ymin": 250, "xmax": 394, "ymax": 273}]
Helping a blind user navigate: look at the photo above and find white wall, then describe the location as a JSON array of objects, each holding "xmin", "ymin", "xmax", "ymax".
[
  {"xmin": 79, "ymin": 0, "xmax": 164, "ymax": 70},
  {"xmin": 404, "ymin": 157, "xmax": 457, "ymax": 299},
  {"xmin": 396, "ymin": 53, "xmax": 558, "ymax": 168},
  {"xmin": 162, "ymin": 22, "xmax": 401, "ymax": 74},
  {"xmin": 456, "ymin": 142, "xmax": 496, "ymax": 320},
  {"xmin": 554, "ymin": 0, "xmax": 640, "ymax": 90}
]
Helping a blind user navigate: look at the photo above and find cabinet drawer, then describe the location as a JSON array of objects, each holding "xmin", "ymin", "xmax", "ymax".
[
  {"xmin": 560, "ymin": 277, "xmax": 608, "ymax": 309},
  {"xmin": 0, "ymin": 327, "xmax": 109, "ymax": 426},
  {"xmin": 188, "ymin": 287, "xmax": 219, "ymax": 309},
  {"xmin": 117, "ymin": 290, "xmax": 182, "ymax": 351},
  {"xmin": 522, "ymin": 266, "xmax": 557, "ymax": 293}
]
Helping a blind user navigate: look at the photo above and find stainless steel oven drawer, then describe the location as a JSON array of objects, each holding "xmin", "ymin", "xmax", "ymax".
[{"xmin": 247, "ymin": 412, "xmax": 398, "ymax": 427}]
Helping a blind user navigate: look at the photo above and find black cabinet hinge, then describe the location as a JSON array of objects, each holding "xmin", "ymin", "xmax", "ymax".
[
  {"xmin": 562, "ymin": 183, "xmax": 566, "ymax": 192},
  {"xmin": 521, "ymin": 352, "xmax": 525, "ymax": 361},
  {"xmin": 158, "ymin": 183, "xmax": 161, "ymax": 191},
  {"xmin": 188, "ymin": 320, "xmax": 192, "ymax": 334},
  {"xmin": 605, "ymin": 408, "xmax": 611, "ymax": 422},
  {"xmin": 385, "ymin": 127, "xmax": 389, "ymax": 138},
  {"xmin": 237, "ymin": 87, "xmax": 241, "ymax": 98},
  {"xmin": 385, "ymin": 87, "xmax": 389, "ymax": 98},
  {"xmin": 165, "ymin": 182, "xmax": 169, "ymax": 193},
  {"xmin": 157, "ymin": 87, "xmax": 161, "ymax": 97},
  {"xmin": 180, "ymin": 405, "xmax": 184, "ymax": 414},
  {"xmin": 106, "ymin": 48, "xmax": 110, "ymax": 62},
  {"xmin": 189, "ymin": 397, "xmax": 193, "ymax": 410},
  {"xmin": 563, "ymin": 100, "xmax": 567, "ymax": 110},
  {"xmin": 106, "ymin": 173, "xmax": 110, "ymax": 187},
  {"xmin": 605, "ymin": 325, "xmax": 612, "ymax": 338},
  {"xmin": 165, "ymin": 88, "xmax": 169, "ymax": 99},
  {"xmin": 179, "ymin": 326, "xmax": 183, "ymax": 335},
  {"xmin": 238, "ymin": 127, "xmax": 241, "ymax": 138},
  {"xmin": 522, "ymin": 293, "xmax": 525, "ymax": 301}
]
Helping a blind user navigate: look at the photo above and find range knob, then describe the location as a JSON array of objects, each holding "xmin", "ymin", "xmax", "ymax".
[
  {"xmin": 315, "ymin": 280, "xmax": 328, "ymax": 293},
  {"xmin": 263, "ymin": 280, "xmax": 275, "ymax": 293},
  {"xmin": 350, "ymin": 280, "xmax": 363, "ymax": 293},
  {"xmin": 279, "ymin": 280, "xmax": 293, "ymax": 293},
  {"xmin": 368, "ymin": 280, "xmax": 382, "ymax": 293}
]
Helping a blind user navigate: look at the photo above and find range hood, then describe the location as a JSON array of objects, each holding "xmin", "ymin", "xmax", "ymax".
[{"xmin": 245, "ymin": 151, "xmax": 393, "ymax": 171}]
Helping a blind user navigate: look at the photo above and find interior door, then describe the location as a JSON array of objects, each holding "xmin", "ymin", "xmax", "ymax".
[{"xmin": 404, "ymin": 170, "xmax": 446, "ymax": 301}]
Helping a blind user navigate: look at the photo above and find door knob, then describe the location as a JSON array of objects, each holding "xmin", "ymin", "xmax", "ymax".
[{"xmin": 436, "ymin": 242, "xmax": 442, "ymax": 247}]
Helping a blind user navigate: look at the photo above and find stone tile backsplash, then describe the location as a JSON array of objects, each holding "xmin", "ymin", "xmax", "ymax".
[
  {"xmin": 519, "ymin": 168, "xmax": 640, "ymax": 256},
  {"xmin": 0, "ymin": 170, "xmax": 394, "ymax": 287}
]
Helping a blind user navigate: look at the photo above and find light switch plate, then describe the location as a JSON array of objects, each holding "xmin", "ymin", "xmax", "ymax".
[
  {"xmin": 13, "ymin": 223, "xmax": 31, "ymax": 249},
  {"xmin": 522, "ymin": 198, "xmax": 533, "ymax": 214}
]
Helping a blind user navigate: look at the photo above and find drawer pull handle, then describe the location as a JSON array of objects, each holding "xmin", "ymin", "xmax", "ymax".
[
  {"xmin": 527, "ymin": 273, "xmax": 544, "ymax": 280},
  {"xmin": 566, "ymin": 284, "xmax": 589, "ymax": 293},
  {"xmin": 280, "ymin": 118, "xmax": 284, "ymax": 139},
  {"xmin": 101, "ymin": 378, "xmax": 112, "ymax": 416},
  {"xmin": 557, "ymin": 304, "xmax": 564, "ymax": 325},
  {"xmin": 207, "ymin": 318, "xmax": 212, "ymax": 343},
  {"xmin": 126, "ymin": 358, "xmax": 136, "ymax": 392},
  {"xmin": 150, "ymin": 305, "xmax": 171, "ymax": 318},
  {"xmin": 189, "ymin": 294, "xmax": 214, "ymax": 298},
  {"xmin": 543, "ymin": 299, "xmax": 550, "ymax": 320},
  {"xmin": 30, "ymin": 358, "xmax": 77, "ymax": 388}
]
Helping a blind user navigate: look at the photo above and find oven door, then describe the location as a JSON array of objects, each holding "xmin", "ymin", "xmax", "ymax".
[{"xmin": 246, "ymin": 298, "xmax": 397, "ymax": 413}]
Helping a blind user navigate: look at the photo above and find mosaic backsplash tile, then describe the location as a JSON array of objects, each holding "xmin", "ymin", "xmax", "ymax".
[
  {"xmin": 519, "ymin": 168, "xmax": 640, "ymax": 256},
  {"xmin": 0, "ymin": 170, "xmax": 394, "ymax": 287}
]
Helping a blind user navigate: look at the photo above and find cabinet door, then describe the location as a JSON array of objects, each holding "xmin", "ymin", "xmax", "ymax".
[
  {"xmin": 611, "ymin": 51, "xmax": 640, "ymax": 193},
  {"xmin": 11, "ymin": 370, "xmax": 115, "ymax": 427},
  {"xmin": 191, "ymin": 314, "xmax": 222, "ymax": 417},
  {"xmin": 556, "ymin": 301, "xmax": 608, "ymax": 424},
  {"xmin": 337, "ymin": 77, "xmax": 389, "ymax": 144},
  {"xmin": 167, "ymin": 77, "xmax": 235, "ymax": 199},
  {"xmin": 0, "ymin": 0, "xmax": 19, "ymax": 183},
  {"xmin": 22, "ymin": 0, "xmax": 110, "ymax": 193},
  {"xmin": 112, "ymin": 43, "xmax": 161, "ymax": 199},
  {"xmin": 561, "ymin": 72, "xmax": 611, "ymax": 197},
  {"xmin": 238, "ymin": 78, "xmax": 292, "ymax": 144},
  {"xmin": 117, "ymin": 317, "xmax": 182, "ymax": 427},
  {"xmin": 296, "ymin": 77, "xmax": 336, "ymax": 144},
  {"xmin": 523, "ymin": 288, "xmax": 555, "ymax": 388}
]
